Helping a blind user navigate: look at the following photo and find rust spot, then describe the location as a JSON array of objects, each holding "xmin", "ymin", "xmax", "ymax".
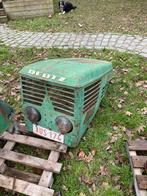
[
  {"xmin": 0, "ymin": 108, "xmax": 8, "ymax": 122},
  {"xmin": 84, "ymin": 107, "xmax": 95, "ymax": 124}
]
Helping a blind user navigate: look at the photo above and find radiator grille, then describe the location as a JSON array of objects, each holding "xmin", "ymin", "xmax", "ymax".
[
  {"xmin": 21, "ymin": 77, "xmax": 46, "ymax": 106},
  {"xmin": 101, "ymin": 84, "xmax": 108, "ymax": 99},
  {"xmin": 47, "ymin": 84, "xmax": 75, "ymax": 116},
  {"xmin": 83, "ymin": 79, "xmax": 101, "ymax": 112}
]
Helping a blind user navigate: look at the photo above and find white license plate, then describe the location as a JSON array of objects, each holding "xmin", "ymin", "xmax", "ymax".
[{"xmin": 33, "ymin": 124, "xmax": 64, "ymax": 143}]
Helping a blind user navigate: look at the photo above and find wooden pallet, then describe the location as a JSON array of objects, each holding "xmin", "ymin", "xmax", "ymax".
[
  {"xmin": 126, "ymin": 140, "xmax": 147, "ymax": 196},
  {"xmin": 0, "ymin": 132, "xmax": 67, "ymax": 196}
]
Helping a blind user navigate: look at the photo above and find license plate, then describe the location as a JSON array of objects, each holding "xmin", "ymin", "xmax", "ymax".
[{"xmin": 33, "ymin": 124, "xmax": 64, "ymax": 143}]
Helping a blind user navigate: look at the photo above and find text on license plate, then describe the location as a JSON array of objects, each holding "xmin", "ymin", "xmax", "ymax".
[{"xmin": 33, "ymin": 124, "xmax": 64, "ymax": 143}]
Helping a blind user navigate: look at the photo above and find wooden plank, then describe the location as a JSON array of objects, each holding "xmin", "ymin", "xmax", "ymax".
[
  {"xmin": 3, "ymin": 0, "xmax": 53, "ymax": 7},
  {"xmin": 132, "ymin": 156, "xmax": 147, "ymax": 168},
  {"xmin": 0, "ymin": 174, "xmax": 54, "ymax": 196},
  {"xmin": 3, "ymin": 0, "xmax": 54, "ymax": 19},
  {"xmin": 126, "ymin": 143, "xmax": 147, "ymax": 196},
  {"xmin": 128, "ymin": 140, "xmax": 147, "ymax": 151},
  {"xmin": 5, "ymin": 167, "xmax": 40, "ymax": 184},
  {"xmin": 130, "ymin": 151, "xmax": 147, "ymax": 196},
  {"xmin": 39, "ymin": 151, "xmax": 60, "ymax": 188},
  {"xmin": 0, "ymin": 149, "xmax": 62, "ymax": 174},
  {"xmin": 4, "ymin": 5, "xmax": 53, "ymax": 12},
  {"xmin": 0, "ymin": 141, "xmax": 15, "ymax": 173},
  {"xmin": 1, "ymin": 132, "xmax": 67, "ymax": 153},
  {"xmin": 136, "ymin": 175, "xmax": 147, "ymax": 190},
  {"xmin": 6, "ymin": 10, "xmax": 53, "ymax": 19}
]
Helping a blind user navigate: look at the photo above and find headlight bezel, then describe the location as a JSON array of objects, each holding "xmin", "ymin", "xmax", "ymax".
[
  {"xmin": 25, "ymin": 106, "xmax": 41, "ymax": 123},
  {"xmin": 55, "ymin": 116, "xmax": 73, "ymax": 134}
]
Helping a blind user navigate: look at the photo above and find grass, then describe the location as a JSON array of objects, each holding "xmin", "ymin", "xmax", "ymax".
[
  {"xmin": 0, "ymin": 45, "xmax": 147, "ymax": 196},
  {"xmin": 8, "ymin": 0, "xmax": 147, "ymax": 35}
]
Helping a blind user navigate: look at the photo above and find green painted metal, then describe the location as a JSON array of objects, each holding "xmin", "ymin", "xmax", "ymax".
[
  {"xmin": 20, "ymin": 58, "xmax": 112, "ymax": 87},
  {"xmin": 0, "ymin": 100, "xmax": 13, "ymax": 135},
  {"xmin": 20, "ymin": 58, "xmax": 113, "ymax": 147}
]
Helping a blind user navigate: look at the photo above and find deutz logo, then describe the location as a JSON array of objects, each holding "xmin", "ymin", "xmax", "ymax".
[{"xmin": 28, "ymin": 69, "xmax": 66, "ymax": 82}]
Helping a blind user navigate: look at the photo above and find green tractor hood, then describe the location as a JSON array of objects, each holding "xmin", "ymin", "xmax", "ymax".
[{"xmin": 20, "ymin": 58, "xmax": 112, "ymax": 87}]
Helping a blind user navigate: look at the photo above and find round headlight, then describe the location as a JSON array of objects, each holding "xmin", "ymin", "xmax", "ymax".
[
  {"xmin": 55, "ymin": 116, "xmax": 73, "ymax": 134},
  {"xmin": 25, "ymin": 106, "xmax": 41, "ymax": 123}
]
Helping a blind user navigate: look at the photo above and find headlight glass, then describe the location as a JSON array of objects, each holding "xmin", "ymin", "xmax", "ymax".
[
  {"xmin": 25, "ymin": 106, "xmax": 41, "ymax": 123},
  {"xmin": 55, "ymin": 116, "xmax": 73, "ymax": 134}
]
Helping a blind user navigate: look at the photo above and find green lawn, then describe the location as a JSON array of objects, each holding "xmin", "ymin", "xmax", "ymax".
[
  {"xmin": 0, "ymin": 44, "xmax": 146, "ymax": 196},
  {"xmin": 8, "ymin": 0, "xmax": 147, "ymax": 35}
]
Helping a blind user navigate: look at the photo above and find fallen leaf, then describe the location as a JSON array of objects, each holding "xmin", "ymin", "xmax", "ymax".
[
  {"xmin": 110, "ymin": 136, "xmax": 118, "ymax": 143},
  {"xmin": 135, "ymin": 80, "xmax": 146, "ymax": 87},
  {"xmin": 99, "ymin": 166, "xmax": 108, "ymax": 176},
  {"xmin": 78, "ymin": 23, "xmax": 83, "ymax": 27},
  {"xmin": 80, "ymin": 175, "xmax": 94, "ymax": 186},
  {"xmin": 119, "ymin": 98, "xmax": 125, "ymax": 104},
  {"xmin": 91, "ymin": 183, "xmax": 96, "ymax": 192},
  {"xmin": 122, "ymin": 68, "xmax": 129, "ymax": 73},
  {"xmin": 79, "ymin": 193, "xmax": 86, "ymax": 196},
  {"xmin": 10, "ymin": 91, "xmax": 17, "ymax": 96},
  {"xmin": 62, "ymin": 185, "xmax": 68, "ymax": 192},
  {"xmin": 124, "ymin": 91, "xmax": 128, "ymax": 95},
  {"xmin": 141, "ymin": 107, "xmax": 147, "ymax": 115},
  {"xmin": 102, "ymin": 182, "xmax": 109, "ymax": 187},
  {"xmin": 16, "ymin": 95, "xmax": 20, "ymax": 101},
  {"xmin": 0, "ymin": 71, "xmax": 4, "ymax": 77},
  {"xmin": 91, "ymin": 148, "xmax": 96, "ymax": 156},
  {"xmin": 106, "ymin": 145, "xmax": 111, "ymax": 151},
  {"xmin": 113, "ymin": 126, "xmax": 118, "ymax": 131},
  {"xmin": 82, "ymin": 136, "xmax": 87, "ymax": 141},
  {"xmin": 124, "ymin": 128, "xmax": 133, "ymax": 138},
  {"xmin": 84, "ymin": 153, "xmax": 93, "ymax": 163},
  {"xmin": 137, "ymin": 125, "xmax": 145, "ymax": 133},
  {"xmin": 77, "ymin": 150, "xmax": 85, "ymax": 160},
  {"xmin": 125, "ymin": 111, "xmax": 132, "ymax": 116},
  {"xmin": 118, "ymin": 104, "xmax": 122, "ymax": 109}
]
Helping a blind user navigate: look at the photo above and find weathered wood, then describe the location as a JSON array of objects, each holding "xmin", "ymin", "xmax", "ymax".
[
  {"xmin": 136, "ymin": 175, "xmax": 147, "ymax": 190},
  {"xmin": 126, "ymin": 142, "xmax": 147, "ymax": 196},
  {"xmin": 1, "ymin": 132, "xmax": 67, "ymax": 153},
  {"xmin": 0, "ymin": 141, "xmax": 15, "ymax": 173},
  {"xmin": 132, "ymin": 156, "xmax": 147, "ymax": 168},
  {"xmin": 5, "ymin": 167, "xmax": 40, "ymax": 184},
  {"xmin": 0, "ymin": 174, "xmax": 54, "ymax": 196},
  {"xmin": 128, "ymin": 140, "xmax": 147, "ymax": 151},
  {"xmin": 4, "ymin": 10, "xmax": 53, "ymax": 19},
  {"xmin": 4, "ymin": 4, "xmax": 53, "ymax": 11},
  {"xmin": 0, "ymin": 149, "xmax": 62, "ymax": 174},
  {"xmin": 39, "ymin": 151, "xmax": 60, "ymax": 188},
  {"xmin": 3, "ymin": 0, "xmax": 54, "ymax": 19},
  {"xmin": 0, "ymin": 9, "xmax": 6, "ymax": 16},
  {"xmin": 3, "ymin": 0, "xmax": 53, "ymax": 7}
]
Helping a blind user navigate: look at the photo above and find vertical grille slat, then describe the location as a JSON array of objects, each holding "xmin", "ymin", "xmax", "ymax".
[
  {"xmin": 83, "ymin": 79, "xmax": 101, "ymax": 112},
  {"xmin": 48, "ymin": 85, "xmax": 75, "ymax": 116},
  {"xmin": 21, "ymin": 77, "xmax": 45, "ymax": 106}
]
